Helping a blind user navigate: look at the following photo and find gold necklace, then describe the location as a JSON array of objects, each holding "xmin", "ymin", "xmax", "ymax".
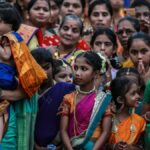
[
  {"xmin": 76, "ymin": 86, "xmax": 96, "ymax": 95},
  {"xmin": 112, "ymin": 114, "xmax": 136, "ymax": 144}
]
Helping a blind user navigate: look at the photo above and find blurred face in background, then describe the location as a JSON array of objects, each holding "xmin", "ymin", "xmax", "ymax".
[{"xmin": 60, "ymin": 0, "xmax": 83, "ymax": 17}]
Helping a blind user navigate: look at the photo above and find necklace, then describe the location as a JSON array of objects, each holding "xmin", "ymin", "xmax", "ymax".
[
  {"xmin": 112, "ymin": 114, "xmax": 136, "ymax": 144},
  {"xmin": 76, "ymin": 86, "xmax": 96, "ymax": 95}
]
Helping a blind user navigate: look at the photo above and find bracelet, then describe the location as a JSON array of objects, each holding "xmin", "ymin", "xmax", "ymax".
[
  {"xmin": 113, "ymin": 144, "xmax": 116, "ymax": 150},
  {"xmin": 144, "ymin": 113, "xmax": 150, "ymax": 122}
]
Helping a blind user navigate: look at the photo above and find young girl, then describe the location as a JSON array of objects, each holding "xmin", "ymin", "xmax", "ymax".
[
  {"xmin": 60, "ymin": 51, "xmax": 112, "ymax": 150},
  {"xmin": 128, "ymin": 32, "xmax": 150, "ymax": 83},
  {"xmin": 53, "ymin": 59, "xmax": 73, "ymax": 83},
  {"xmin": 109, "ymin": 77, "xmax": 146, "ymax": 150}
]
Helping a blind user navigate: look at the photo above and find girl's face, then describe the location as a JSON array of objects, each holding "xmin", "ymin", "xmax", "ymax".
[
  {"xmin": 59, "ymin": 19, "xmax": 81, "ymax": 47},
  {"xmin": 49, "ymin": 0, "xmax": 60, "ymax": 24},
  {"xmin": 60, "ymin": 0, "xmax": 83, "ymax": 17},
  {"xmin": 29, "ymin": 0, "xmax": 50, "ymax": 27},
  {"xmin": 135, "ymin": 5, "xmax": 150, "ymax": 31},
  {"xmin": 74, "ymin": 57, "xmax": 96, "ymax": 87},
  {"xmin": 124, "ymin": 83, "xmax": 140, "ymax": 108},
  {"xmin": 54, "ymin": 66, "xmax": 73, "ymax": 83},
  {"xmin": 90, "ymin": 4, "xmax": 112, "ymax": 30},
  {"xmin": 0, "ymin": 21, "xmax": 12, "ymax": 35},
  {"xmin": 93, "ymin": 34, "xmax": 114, "ymax": 58},
  {"xmin": 41, "ymin": 61, "xmax": 53, "ymax": 83},
  {"xmin": 129, "ymin": 39, "xmax": 150, "ymax": 68},
  {"xmin": 117, "ymin": 20, "xmax": 136, "ymax": 49}
]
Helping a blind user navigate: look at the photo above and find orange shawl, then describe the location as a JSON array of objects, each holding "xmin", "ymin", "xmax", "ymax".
[
  {"xmin": 109, "ymin": 114, "xmax": 146, "ymax": 145},
  {"xmin": 3, "ymin": 32, "xmax": 47, "ymax": 98}
]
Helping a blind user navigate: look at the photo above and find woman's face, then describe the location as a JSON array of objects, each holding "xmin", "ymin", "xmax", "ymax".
[
  {"xmin": 93, "ymin": 34, "xmax": 114, "ymax": 58},
  {"xmin": 29, "ymin": 0, "xmax": 50, "ymax": 27},
  {"xmin": 59, "ymin": 19, "xmax": 81, "ymax": 47},
  {"xmin": 117, "ymin": 20, "xmax": 136, "ymax": 49},
  {"xmin": 135, "ymin": 5, "xmax": 150, "ymax": 32},
  {"xmin": 49, "ymin": 0, "xmax": 60, "ymax": 24},
  {"xmin": 90, "ymin": 4, "xmax": 112, "ymax": 30},
  {"xmin": 129, "ymin": 39, "xmax": 150, "ymax": 69},
  {"xmin": 60, "ymin": 0, "xmax": 83, "ymax": 17}
]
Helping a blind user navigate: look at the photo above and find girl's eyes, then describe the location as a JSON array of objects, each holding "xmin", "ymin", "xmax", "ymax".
[
  {"xmin": 141, "ymin": 48, "xmax": 148, "ymax": 55},
  {"xmin": 95, "ymin": 41, "xmax": 112, "ymax": 47},
  {"xmin": 102, "ymin": 12, "xmax": 108, "ymax": 17},
  {"xmin": 74, "ymin": 66, "xmax": 88, "ymax": 71},
  {"xmin": 81, "ymin": 66, "xmax": 88, "ymax": 71},
  {"xmin": 33, "ymin": 7, "xmax": 49, "ymax": 12}
]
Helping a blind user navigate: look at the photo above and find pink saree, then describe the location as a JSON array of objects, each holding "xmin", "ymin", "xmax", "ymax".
[{"xmin": 68, "ymin": 92, "xmax": 96, "ymax": 138}]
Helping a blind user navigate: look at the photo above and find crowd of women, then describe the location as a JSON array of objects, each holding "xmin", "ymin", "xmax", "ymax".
[{"xmin": 0, "ymin": 0, "xmax": 150, "ymax": 150}]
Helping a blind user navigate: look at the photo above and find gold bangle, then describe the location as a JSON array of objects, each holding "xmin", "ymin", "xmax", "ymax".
[{"xmin": 144, "ymin": 113, "xmax": 150, "ymax": 122}]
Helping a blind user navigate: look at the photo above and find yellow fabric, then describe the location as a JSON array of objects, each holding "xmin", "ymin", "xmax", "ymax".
[
  {"xmin": 18, "ymin": 24, "xmax": 39, "ymax": 50},
  {"xmin": 3, "ymin": 32, "xmax": 47, "ymax": 98},
  {"xmin": 109, "ymin": 114, "xmax": 146, "ymax": 145},
  {"xmin": 122, "ymin": 58, "xmax": 134, "ymax": 68}
]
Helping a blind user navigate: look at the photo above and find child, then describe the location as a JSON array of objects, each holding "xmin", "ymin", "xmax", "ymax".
[
  {"xmin": 109, "ymin": 77, "xmax": 146, "ymax": 150},
  {"xmin": 60, "ymin": 51, "xmax": 112, "ymax": 150},
  {"xmin": 31, "ymin": 48, "xmax": 75, "ymax": 149},
  {"xmin": 53, "ymin": 59, "xmax": 73, "ymax": 83},
  {"xmin": 128, "ymin": 32, "xmax": 150, "ymax": 83}
]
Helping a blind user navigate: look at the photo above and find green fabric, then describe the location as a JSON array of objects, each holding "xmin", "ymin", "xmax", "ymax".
[
  {"xmin": 144, "ymin": 80, "xmax": 150, "ymax": 103},
  {"xmin": 13, "ymin": 92, "xmax": 39, "ymax": 150},
  {"xmin": 1, "ymin": 105, "xmax": 17, "ymax": 150}
]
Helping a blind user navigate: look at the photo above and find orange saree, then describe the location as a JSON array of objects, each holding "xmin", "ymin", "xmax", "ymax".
[
  {"xmin": 3, "ymin": 32, "xmax": 47, "ymax": 98},
  {"xmin": 109, "ymin": 114, "xmax": 146, "ymax": 145}
]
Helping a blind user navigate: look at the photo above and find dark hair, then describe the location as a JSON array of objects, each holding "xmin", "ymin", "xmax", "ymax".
[
  {"xmin": 127, "ymin": 32, "xmax": 150, "ymax": 51},
  {"xmin": 75, "ymin": 51, "xmax": 102, "ymax": 71},
  {"xmin": 60, "ymin": 0, "xmax": 85, "ymax": 12},
  {"xmin": 0, "ymin": 2, "xmax": 22, "ymax": 31},
  {"xmin": 90, "ymin": 27, "xmax": 118, "ymax": 49},
  {"xmin": 59, "ymin": 14, "xmax": 83, "ymax": 35},
  {"xmin": 88, "ymin": 0, "xmax": 113, "ymax": 17},
  {"xmin": 53, "ymin": 59, "xmax": 71, "ymax": 76},
  {"xmin": 118, "ymin": 16, "xmax": 140, "ymax": 32},
  {"xmin": 53, "ymin": 0, "xmax": 61, "ymax": 8},
  {"xmin": 131, "ymin": 0, "xmax": 150, "ymax": 10},
  {"xmin": 31, "ymin": 48, "xmax": 54, "ymax": 66},
  {"xmin": 110, "ymin": 77, "xmax": 136, "ymax": 109},
  {"xmin": 27, "ymin": 0, "xmax": 50, "ymax": 11},
  {"xmin": 116, "ymin": 67, "xmax": 145, "ymax": 91}
]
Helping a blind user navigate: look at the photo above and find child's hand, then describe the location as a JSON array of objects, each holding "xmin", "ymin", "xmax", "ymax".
[
  {"xmin": 138, "ymin": 60, "xmax": 145, "ymax": 74},
  {"xmin": 114, "ymin": 141, "xmax": 127, "ymax": 150}
]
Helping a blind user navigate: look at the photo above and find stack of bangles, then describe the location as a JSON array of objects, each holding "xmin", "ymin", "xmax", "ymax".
[{"xmin": 144, "ymin": 113, "xmax": 150, "ymax": 122}]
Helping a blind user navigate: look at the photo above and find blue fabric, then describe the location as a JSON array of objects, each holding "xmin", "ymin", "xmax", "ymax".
[
  {"xmin": 35, "ymin": 82, "xmax": 75, "ymax": 146},
  {"xmin": 0, "ymin": 63, "xmax": 17, "ymax": 90},
  {"xmin": 12, "ymin": 32, "xmax": 23, "ymax": 42},
  {"xmin": 124, "ymin": 0, "xmax": 130, "ymax": 8}
]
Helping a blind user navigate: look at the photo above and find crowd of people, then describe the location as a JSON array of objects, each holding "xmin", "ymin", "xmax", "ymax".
[{"xmin": 0, "ymin": 0, "xmax": 150, "ymax": 150}]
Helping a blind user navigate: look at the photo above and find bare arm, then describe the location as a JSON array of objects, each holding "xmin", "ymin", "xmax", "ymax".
[
  {"xmin": 93, "ymin": 116, "xmax": 112, "ymax": 150},
  {"xmin": 0, "ymin": 45, "xmax": 11, "ymax": 61},
  {"xmin": 60, "ymin": 115, "xmax": 73, "ymax": 150}
]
